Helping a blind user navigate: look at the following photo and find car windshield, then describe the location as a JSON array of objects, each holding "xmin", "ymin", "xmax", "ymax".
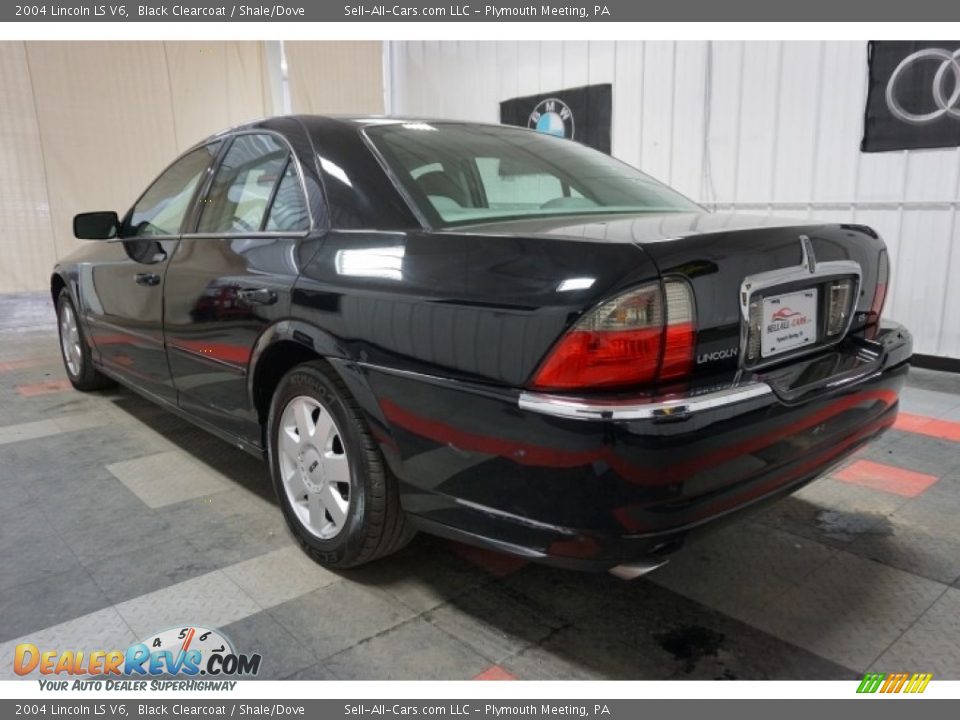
[{"xmin": 365, "ymin": 122, "xmax": 700, "ymax": 228}]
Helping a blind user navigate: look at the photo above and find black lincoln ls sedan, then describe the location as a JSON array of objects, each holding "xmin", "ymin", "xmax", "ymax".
[{"xmin": 52, "ymin": 115, "xmax": 912, "ymax": 578}]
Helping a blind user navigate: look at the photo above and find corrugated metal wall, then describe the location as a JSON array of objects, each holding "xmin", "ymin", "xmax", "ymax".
[{"xmin": 388, "ymin": 41, "xmax": 960, "ymax": 359}]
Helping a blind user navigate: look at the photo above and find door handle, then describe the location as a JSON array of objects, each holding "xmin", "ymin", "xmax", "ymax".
[
  {"xmin": 134, "ymin": 272, "xmax": 161, "ymax": 287},
  {"xmin": 238, "ymin": 288, "xmax": 278, "ymax": 306}
]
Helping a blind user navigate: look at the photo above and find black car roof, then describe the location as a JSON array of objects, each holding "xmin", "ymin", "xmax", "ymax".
[{"xmin": 201, "ymin": 114, "xmax": 523, "ymax": 143}]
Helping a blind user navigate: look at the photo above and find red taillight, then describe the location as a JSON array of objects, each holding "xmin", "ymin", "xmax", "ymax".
[
  {"xmin": 660, "ymin": 322, "xmax": 695, "ymax": 380},
  {"xmin": 529, "ymin": 280, "xmax": 696, "ymax": 391}
]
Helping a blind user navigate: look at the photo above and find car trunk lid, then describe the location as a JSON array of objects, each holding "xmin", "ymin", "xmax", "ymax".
[{"xmin": 459, "ymin": 211, "xmax": 887, "ymax": 382}]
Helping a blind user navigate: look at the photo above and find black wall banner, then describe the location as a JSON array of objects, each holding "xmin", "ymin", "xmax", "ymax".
[
  {"xmin": 500, "ymin": 84, "xmax": 612, "ymax": 154},
  {"xmin": 862, "ymin": 41, "xmax": 960, "ymax": 152}
]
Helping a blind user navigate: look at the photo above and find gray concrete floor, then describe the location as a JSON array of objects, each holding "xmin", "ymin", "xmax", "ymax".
[{"xmin": 2, "ymin": 292, "xmax": 960, "ymax": 680}]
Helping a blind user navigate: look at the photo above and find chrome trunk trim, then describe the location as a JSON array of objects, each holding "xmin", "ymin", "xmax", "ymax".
[
  {"xmin": 517, "ymin": 382, "xmax": 773, "ymax": 421},
  {"xmin": 738, "ymin": 236, "xmax": 862, "ymax": 371}
]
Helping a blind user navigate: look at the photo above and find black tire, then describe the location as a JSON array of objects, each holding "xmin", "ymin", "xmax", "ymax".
[
  {"xmin": 56, "ymin": 289, "xmax": 112, "ymax": 391},
  {"xmin": 267, "ymin": 361, "xmax": 414, "ymax": 568}
]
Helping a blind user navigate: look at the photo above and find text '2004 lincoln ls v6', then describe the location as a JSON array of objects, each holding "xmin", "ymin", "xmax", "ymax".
[{"xmin": 52, "ymin": 116, "xmax": 912, "ymax": 578}]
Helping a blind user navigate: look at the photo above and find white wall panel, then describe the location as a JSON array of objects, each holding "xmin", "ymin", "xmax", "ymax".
[
  {"xmin": 611, "ymin": 42, "xmax": 644, "ymax": 167},
  {"xmin": 390, "ymin": 40, "xmax": 960, "ymax": 358},
  {"xmin": 538, "ymin": 42, "xmax": 564, "ymax": 94},
  {"xmin": 516, "ymin": 42, "xmax": 542, "ymax": 98},
  {"xmin": 772, "ymin": 43, "xmax": 823, "ymax": 203},
  {"xmin": 561, "ymin": 41, "xmax": 591, "ymax": 90},
  {"xmin": 671, "ymin": 42, "xmax": 707, "ymax": 199},
  {"xmin": 812, "ymin": 42, "xmax": 864, "ymax": 204},
  {"xmin": 587, "ymin": 41, "xmax": 615, "ymax": 86},
  {"xmin": 495, "ymin": 42, "xmax": 520, "ymax": 115},
  {"xmin": 857, "ymin": 151, "xmax": 908, "ymax": 203},
  {"xmin": 892, "ymin": 209, "xmax": 954, "ymax": 355},
  {"xmin": 903, "ymin": 148, "xmax": 960, "ymax": 203},
  {"xmin": 639, "ymin": 42, "xmax": 677, "ymax": 185},
  {"xmin": 940, "ymin": 214, "xmax": 960, "ymax": 357},
  {"xmin": 735, "ymin": 42, "xmax": 782, "ymax": 204},
  {"xmin": 702, "ymin": 42, "xmax": 744, "ymax": 205}
]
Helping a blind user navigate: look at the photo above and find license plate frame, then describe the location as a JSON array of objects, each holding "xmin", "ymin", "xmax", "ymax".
[{"xmin": 760, "ymin": 288, "xmax": 819, "ymax": 358}]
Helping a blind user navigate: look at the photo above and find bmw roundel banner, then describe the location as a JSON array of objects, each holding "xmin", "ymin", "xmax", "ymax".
[
  {"xmin": 862, "ymin": 41, "xmax": 960, "ymax": 152},
  {"xmin": 500, "ymin": 83, "xmax": 613, "ymax": 154}
]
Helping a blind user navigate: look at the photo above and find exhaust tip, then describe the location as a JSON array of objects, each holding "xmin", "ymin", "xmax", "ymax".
[{"xmin": 609, "ymin": 558, "xmax": 669, "ymax": 581}]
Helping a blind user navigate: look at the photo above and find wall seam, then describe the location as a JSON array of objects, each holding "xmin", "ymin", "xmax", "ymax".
[
  {"xmin": 935, "ymin": 149, "xmax": 960, "ymax": 355},
  {"xmin": 161, "ymin": 42, "xmax": 181, "ymax": 151},
  {"xmin": 22, "ymin": 41, "xmax": 60, "ymax": 269}
]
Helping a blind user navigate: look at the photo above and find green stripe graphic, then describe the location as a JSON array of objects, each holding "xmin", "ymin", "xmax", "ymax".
[{"xmin": 857, "ymin": 673, "xmax": 886, "ymax": 693}]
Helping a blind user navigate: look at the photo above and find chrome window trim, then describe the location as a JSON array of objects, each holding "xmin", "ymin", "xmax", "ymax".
[
  {"xmin": 178, "ymin": 231, "xmax": 310, "ymax": 240},
  {"xmin": 517, "ymin": 382, "xmax": 774, "ymax": 421},
  {"xmin": 738, "ymin": 236, "xmax": 862, "ymax": 371}
]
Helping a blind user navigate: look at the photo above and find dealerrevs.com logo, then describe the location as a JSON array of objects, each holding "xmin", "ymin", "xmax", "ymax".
[{"xmin": 14, "ymin": 626, "xmax": 261, "ymax": 691}]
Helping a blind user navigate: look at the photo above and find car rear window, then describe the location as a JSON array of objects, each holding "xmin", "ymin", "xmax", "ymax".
[{"xmin": 365, "ymin": 122, "xmax": 700, "ymax": 228}]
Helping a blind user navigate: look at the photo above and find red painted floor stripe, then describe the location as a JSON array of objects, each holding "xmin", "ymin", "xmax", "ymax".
[
  {"xmin": 0, "ymin": 358, "xmax": 48, "ymax": 373},
  {"xmin": 895, "ymin": 412, "xmax": 960, "ymax": 443},
  {"xmin": 473, "ymin": 665, "xmax": 517, "ymax": 681},
  {"xmin": 16, "ymin": 379, "xmax": 72, "ymax": 397},
  {"xmin": 451, "ymin": 543, "xmax": 529, "ymax": 578},
  {"xmin": 835, "ymin": 459, "xmax": 938, "ymax": 498}
]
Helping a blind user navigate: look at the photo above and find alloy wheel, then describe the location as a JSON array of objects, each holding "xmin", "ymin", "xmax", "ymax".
[
  {"xmin": 277, "ymin": 395, "xmax": 352, "ymax": 540},
  {"xmin": 59, "ymin": 302, "xmax": 83, "ymax": 377}
]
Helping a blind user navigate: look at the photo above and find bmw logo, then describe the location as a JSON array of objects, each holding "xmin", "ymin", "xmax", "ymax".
[{"xmin": 528, "ymin": 98, "xmax": 575, "ymax": 140}]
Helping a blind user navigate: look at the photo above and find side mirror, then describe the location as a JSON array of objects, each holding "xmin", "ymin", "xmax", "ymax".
[{"xmin": 73, "ymin": 211, "xmax": 120, "ymax": 240}]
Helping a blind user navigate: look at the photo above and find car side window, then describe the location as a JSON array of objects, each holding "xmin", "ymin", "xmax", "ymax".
[
  {"xmin": 264, "ymin": 160, "xmax": 309, "ymax": 232},
  {"xmin": 197, "ymin": 134, "xmax": 292, "ymax": 234},
  {"xmin": 127, "ymin": 143, "xmax": 220, "ymax": 237}
]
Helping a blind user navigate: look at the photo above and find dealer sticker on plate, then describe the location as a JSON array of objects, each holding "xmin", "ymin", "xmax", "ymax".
[{"xmin": 761, "ymin": 289, "xmax": 818, "ymax": 358}]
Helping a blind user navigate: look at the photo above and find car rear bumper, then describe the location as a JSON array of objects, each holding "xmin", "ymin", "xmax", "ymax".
[{"xmin": 346, "ymin": 321, "xmax": 912, "ymax": 572}]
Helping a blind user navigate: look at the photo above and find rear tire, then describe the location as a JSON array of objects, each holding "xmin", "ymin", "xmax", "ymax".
[
  {"xmin": 56, "ymin": 289, "xmax": 112, "ymax": 391},
  {"xmin": 267, "ymin": 361, "xmax": 414, "ymax": 568}
]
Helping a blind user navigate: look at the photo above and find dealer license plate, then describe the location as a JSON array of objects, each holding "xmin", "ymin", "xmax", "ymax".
[{"xmin": 761, "ymin": 289, "xmax": 818, "ymax": 358}]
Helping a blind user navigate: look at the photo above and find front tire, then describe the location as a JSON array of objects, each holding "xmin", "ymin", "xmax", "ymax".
[
  {"xmin": 267, "ymin": 361, "xmax": 413, "ymax": 568},
  {"xmin": 56, "ymin": 289, "xmax": 112, "ymax": 391}
]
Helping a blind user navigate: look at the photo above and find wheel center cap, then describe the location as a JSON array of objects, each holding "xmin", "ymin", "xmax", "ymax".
[{"xmin": 299, "ymin": 446, "xmax": 324, "ymax": 491}]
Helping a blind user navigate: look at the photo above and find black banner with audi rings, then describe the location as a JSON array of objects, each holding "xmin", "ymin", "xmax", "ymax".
[
  {"xmin": 4, "ymin": 0, "xmax": 960, "ymax": 22},
  {"xmin": 863, "ymin": 41, "xmax": 960, "ymax": 152},
  {"xmin": 0, "ymin": 700, "xmax": 959, "ymax": 720}
]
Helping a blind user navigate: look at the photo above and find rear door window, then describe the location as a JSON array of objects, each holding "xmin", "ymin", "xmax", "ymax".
[
  {"xmin": 264, "ymin": 160, "xmax": 309, "ymax": 232},
  {"xmin": 197, "ymin": 134, "xmax": 294, "ymax": 234}
]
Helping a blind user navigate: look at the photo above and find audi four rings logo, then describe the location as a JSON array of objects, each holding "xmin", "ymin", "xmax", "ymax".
[{"xmin": 885, "ymin": 47, "xmax": 960, "ymax": 125}]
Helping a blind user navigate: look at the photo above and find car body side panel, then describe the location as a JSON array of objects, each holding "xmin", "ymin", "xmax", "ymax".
[
  {"xmin": 292, "ymin": 230, "xmax": 658, "ymax": 387},
  {"xmin": 152, "ymin": 120, "xmax": 330, "ymax": 446},
  {"xmin": 163, "ymin": 236, "xmax": 300, "ymax": 444},
  {"xmin": 63, "ymin": 238, "xmax": 180, "ymax": 402}
]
